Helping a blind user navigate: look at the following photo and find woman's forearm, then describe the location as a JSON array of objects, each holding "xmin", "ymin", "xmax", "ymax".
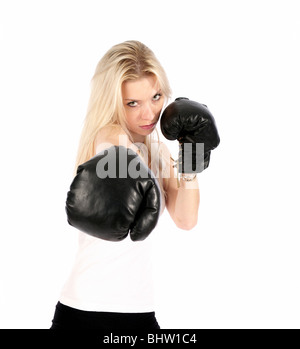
[{"xmin": 173, "ymin": 176, "xmax": 200, "ymax": 230}]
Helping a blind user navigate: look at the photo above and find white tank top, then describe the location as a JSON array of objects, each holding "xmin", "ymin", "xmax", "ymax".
[{"xmin": 59, "ymin": 143, "xmax": 167, "ymax": 313}]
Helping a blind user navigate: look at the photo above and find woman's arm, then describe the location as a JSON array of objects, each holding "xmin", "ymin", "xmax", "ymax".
[
  {"xmin": 94, "ymin": 125, "xmax": 148, "ymax": 168},
  {"xmin": 163, "ymin": 148, "xmax": 200, "ymax": 231},
  {"xmin": 94, "ymin": 125, "xmax": 135, "ymax": 155}
]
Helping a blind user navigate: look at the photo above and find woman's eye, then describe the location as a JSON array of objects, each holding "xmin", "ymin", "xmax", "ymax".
[
  {"xmin": 153, "ymin": 93, "xmax": 162, "ymax": 101},
  {"xmin": 127, "ymin": 101, "xmax": 138, "ymax": 107}
]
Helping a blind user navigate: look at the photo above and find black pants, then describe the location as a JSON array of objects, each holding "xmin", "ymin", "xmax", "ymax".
[{"xmin": 50, "ymin": 302, "xmax": 160, "ymax": 330}]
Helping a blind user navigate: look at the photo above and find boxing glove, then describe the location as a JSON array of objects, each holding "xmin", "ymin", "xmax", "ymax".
[
  {"xmin": 160, "ymin": 97, "xmax": 220, "ymax": 173},
  {"xmin": 65, "ymin": 146, "xmax": 161, "ymax": 241}
]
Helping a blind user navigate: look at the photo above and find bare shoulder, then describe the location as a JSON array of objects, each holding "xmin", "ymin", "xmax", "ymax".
[
  {"xmin": 94, "ymin": 125, "xmax": 134, "ymax": 155},
  {"xmin": 153, "ymin": 141, "xmax": 172, "ymax": 167},
  {"xmin": 158, "ymin": 140, "xmax": 171, "ymax": 157},
  {"xmin": 158, "ymin": 144, "xmax": 178, "ymax": 194}
]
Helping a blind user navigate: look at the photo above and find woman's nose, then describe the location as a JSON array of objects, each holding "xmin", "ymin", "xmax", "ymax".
[{"xmin": 140, "ymin": 102, "xmax": 156, "ymax": 120}]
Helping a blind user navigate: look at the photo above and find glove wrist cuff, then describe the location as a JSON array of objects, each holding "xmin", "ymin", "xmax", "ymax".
[{"xmin": 180, "ymin": 173, "xmax": 197, "ymax": 182}]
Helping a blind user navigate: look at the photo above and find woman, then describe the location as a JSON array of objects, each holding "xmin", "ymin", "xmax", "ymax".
[{"xmin": 50, "ymin": 40, "xmax": 202, "ymax": 330}]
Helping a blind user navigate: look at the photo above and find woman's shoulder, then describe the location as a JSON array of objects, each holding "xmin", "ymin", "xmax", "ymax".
[
  {"xmin": 151, "ymin": 140, "xmax": 172, "ymax": 160},
  {"xmin": 150, "ymin": 140, "xmax": 174, "ymax": 175},
  {"xmin": 94, "ymin": 125, "xmax": 133, "ymax": 155},
  {"xmin": 96, "ymin": 124, "xmax": 126, "ymax": 142}
]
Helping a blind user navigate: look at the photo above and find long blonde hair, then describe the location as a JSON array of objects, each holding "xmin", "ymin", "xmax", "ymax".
[
  {"xmin": 74, "ymin": 40, "xmax": 172, "ymax": 195},
  {"xmin": 75, "ymin": 40, "xmax": 171, "ymax": 167}
]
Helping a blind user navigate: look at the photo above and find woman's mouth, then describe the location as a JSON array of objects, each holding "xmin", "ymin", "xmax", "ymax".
[{"xmin": 139, "ymin": 122, "xmax": 156, "ymax": 130}]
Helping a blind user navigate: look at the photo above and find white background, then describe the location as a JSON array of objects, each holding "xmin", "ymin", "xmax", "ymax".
[{"xmin": 0, "ymin": 0, "xmax": 299, "ymax": 329}]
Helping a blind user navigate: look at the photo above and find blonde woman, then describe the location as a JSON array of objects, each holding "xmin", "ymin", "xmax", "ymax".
[{"xmin": 50, "ymin": 40, "xmax": 220, "ymax": 330}]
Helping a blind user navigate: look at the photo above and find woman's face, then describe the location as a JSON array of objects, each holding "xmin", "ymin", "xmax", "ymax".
[{"xmin": 122, "ymin": 75, "xmax": 165, "ymax": 143}]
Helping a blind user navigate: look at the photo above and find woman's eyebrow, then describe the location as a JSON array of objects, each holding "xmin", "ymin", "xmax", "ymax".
[{"xmin": 123, "ymin": 90, "xmax": 162, "ymax": 101}]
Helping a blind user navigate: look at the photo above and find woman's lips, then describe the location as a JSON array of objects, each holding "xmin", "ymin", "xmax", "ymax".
[{"xmin": 139, "ymin": 122, "xmax": 156, "ymax": 130}]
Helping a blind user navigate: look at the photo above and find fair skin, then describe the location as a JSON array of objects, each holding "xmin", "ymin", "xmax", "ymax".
[{"xmin": 95, "ymin": 75, "xmax": 200, "ymax": 230}]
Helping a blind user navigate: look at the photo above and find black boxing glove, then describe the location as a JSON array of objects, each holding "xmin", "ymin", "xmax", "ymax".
[
  {"xmin": 65, "ymin": 146, "xmax": 161, "ymax": 241},
  {"xmin": 160, "ymin": 97, "xmax": 220, "ymax": 173}
]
